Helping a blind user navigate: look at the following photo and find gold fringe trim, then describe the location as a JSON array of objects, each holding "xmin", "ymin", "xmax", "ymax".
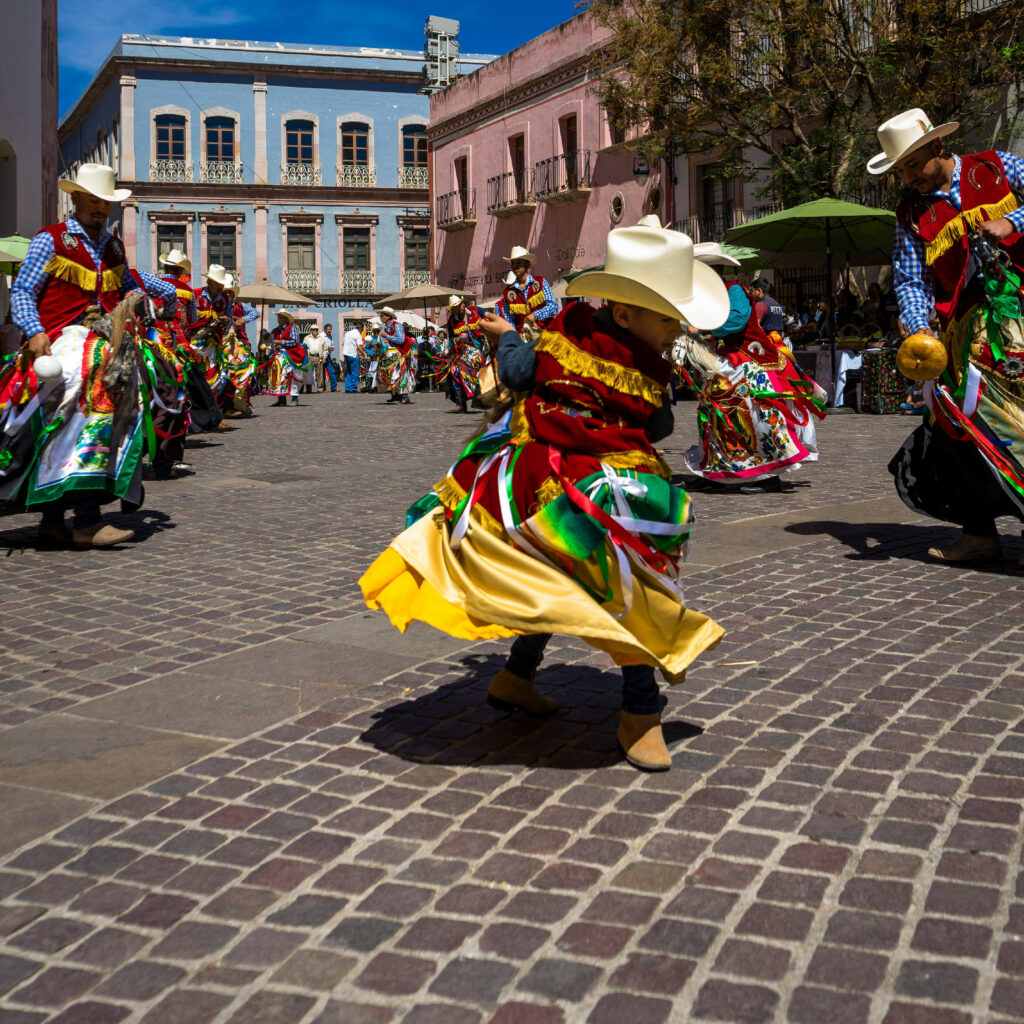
[
  {"xmin": 535, "ymin": 330, "xmax": 665, "ymax": 407},
  {"xmin": 43, "ymin": 255, "xmax": 99, "ymax": 292},
  {"xmin": 101, "ymin": 265, "xmax": 125, "ymax": 291},
  {"xmin": 925, "ymin": 191, "xmax": 1018, "ymax": 265},
  {"xmin": 176, "ymin": 287, "xmax": 194, "ymax": 301},
  {"xmin": 433, "ymin": 476, "xmax": 506, "ymax": 540},
  {"xmin": 599, "ymin": 448, "xmax": 672, "ymax": 480},
  {"xmin": 535, "ymin": 475, "xmax": 565, "ymax": 508},
  {"xmin": 197, "ymin": 309, "xmax": 218, "ymax": 320}
]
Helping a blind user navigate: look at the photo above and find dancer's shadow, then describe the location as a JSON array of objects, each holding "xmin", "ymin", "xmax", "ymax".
[
  {"xmin": 360, "ymin": 651, "xmax": 704, "ymax": 769},
  {"xmin": 1, "ymin": 507, "xmax": 175, "ymax": 552},
  {"xmin": 786, "ymin": 519, "xmax": 1022, "ymax": 573},
  {"xmin": 672, "ymin": 472, "xmax": 811, "ymax": 495}
]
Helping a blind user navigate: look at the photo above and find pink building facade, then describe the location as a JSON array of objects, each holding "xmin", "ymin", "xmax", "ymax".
[{"xmin": 429, "ymin": 14, "xmax": 666, "ymax": 303}]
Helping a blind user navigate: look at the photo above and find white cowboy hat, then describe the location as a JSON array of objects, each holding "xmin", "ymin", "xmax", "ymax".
[
  {"xmin": 867, "ymin": 108, "xmax": 960, "ymax": 175},
  {"xmin": 58, "ymin": 163, "xmax": 132, "ymax": 203},
  {"xmin": 566, "ymin": 225, "xmax": 730, "ymax": 330},
  {"xmin": 447, "ymin": 294, "xmax": 465, "ymax": 310},
  {"xmin": 206, "ymin": 264, "xmax": 231, "ymax": 287},
  {"xmin": 502, "ymin": 245, "xmax": 536, "ymax": 266},
  {"xmin": 379, "ymin": 306, "xmax": 396, "ymax": 318},
  {"xmin": 276, "ymin": 309, "xmax": 295, "ymax": 323},
  {"xmin": 159, "ymin": 248, "xmax": 191, "ymax": 273},
  {"xmin": 504, "ymin": 271, "xmax": 517, "ymax": 286},
  {"xmin": 693, "ymin": 242, "xmax": 741, "ymax": 268}
]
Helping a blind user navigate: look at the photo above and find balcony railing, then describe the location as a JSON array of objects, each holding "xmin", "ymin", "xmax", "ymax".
[
  {"xmin": 402, "ymin": 269, "xmax": 431, "ymax": 288},
  {"xmin": 282, "ymin": 163, "xmax": 322, "ymax": 186},
  {"xmin": 673, "ymin": 205, "xmax": 782, "ymax": 243},
  {"xmin": 150, "ymin": 159, "xmax": 190, "ymax": 182},
  {"xmin": 337, "ymin": 164, "xmax": 376, "ymax": 188},
  {"xmin": 436, "ymin": 188, "xmax": 476, "ymax": 231},
  {"xmin": 286, "ymin": 269, "xmax": 320, "ymax": 293},
  {"xmin": 534, "ymin": 150, "xmax": 591, "ymax": 203},
  {"xmin": 398, "ymin": 166, "xmax": 429, "ymax": 189},
  {"xmin": 486, "ymin": 170, "xmax": 537, "ymax": 218},
  {"xmin": 340, "ymin": 270, "xmax": 376, "ymax": 294},
  {"xmin": 201, "ymin": 161, "xmax": 243, "ymax": 184}
]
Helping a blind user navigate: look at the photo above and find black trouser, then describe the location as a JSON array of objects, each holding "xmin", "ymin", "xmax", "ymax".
[
  {"xmin": 505, "ymin": 633, "xmax": 661, "ymax": 714},
  {"xmin": 39, "ymin": 498, "xmax": 103, "ymax": 529}
]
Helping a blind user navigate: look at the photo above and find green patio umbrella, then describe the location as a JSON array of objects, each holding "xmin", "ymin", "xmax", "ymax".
[
  {"xmin": 0, "ymin": 234, "xmax": 31, "ymax": 275},
  {"xmin": 726, "ymin": 198, "xmax": 897, "ymax": 396}
]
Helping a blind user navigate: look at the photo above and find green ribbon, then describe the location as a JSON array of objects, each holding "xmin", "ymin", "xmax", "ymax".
[{"xmin": 983, "ymin": 266, "xmax": 1023, "ymax": 365}]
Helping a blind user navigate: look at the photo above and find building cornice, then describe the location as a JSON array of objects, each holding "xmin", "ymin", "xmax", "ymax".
[
  {"xmin": 122, "ymin": 180, "xmax": 430, "ymax": 208},
  {"xmin": 59, "ymin": 53, "xmax": 426, "ymax": 138},
  {"xmin": 428, "ymin": 43, "xmax": 610, "ymax": 145}
]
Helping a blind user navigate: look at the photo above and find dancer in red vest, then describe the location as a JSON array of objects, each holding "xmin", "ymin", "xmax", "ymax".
[
  {"xmin": 7, "ymin": 163, "xmax": 176, "ymax": 546},
  {"xmin": 266, "ymin": 310, "xmax": 309, "ymax": 406},
  {"xmin": 496, "ymin": 246, "xmax": 559, "ymax": 340},
  {"xmin": 870, "ymin": 109, "xmax": 1024, "ymax": 564},
  {"xmin": 444, "ymin": 295, "xmax": 487, "ymax": 413}
]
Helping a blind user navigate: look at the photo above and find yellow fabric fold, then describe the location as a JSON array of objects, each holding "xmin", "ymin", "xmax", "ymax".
[
  {"xmin": 535, "ymin": 330, "xmax": 665, "ymax": 406},
  {"xmin": 359, "ymin": 511, "xmax": 723, "ymax": 683},
  {"xmin": 925, "ymin": 192, "xmax": 1018, "ymax": 265},
  {"xmin": 101, "ymin": 265, "xmax": 125, "ymax": 291}
]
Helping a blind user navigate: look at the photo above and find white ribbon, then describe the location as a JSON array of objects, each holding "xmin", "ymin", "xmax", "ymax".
[{"xmin": 961, "ymin": 364, "xmax": 982, "ymax": 418}]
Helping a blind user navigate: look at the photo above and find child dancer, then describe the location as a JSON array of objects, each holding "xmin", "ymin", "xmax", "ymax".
[{"xmin": 361, "ymin": 225, "xmax": 729, "ymax": 770}]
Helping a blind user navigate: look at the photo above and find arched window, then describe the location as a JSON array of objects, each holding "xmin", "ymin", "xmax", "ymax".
[
  {"xmin": 285, "ymin": 119, "xmax": 314, "ymax": 166},
  {"xmin": 340, "ymin": 121, "xmax": 369, "ymax": 168},
  {"xmin": 154, "ymin": 114, "xmax": 186, "ymax": 162},
  {"xmin": 206, "ymin": 116, "xmax": 235, "ymax": 163},
  {"xmin": 402, "ymin": 124, "xmax": 427, "ymax": 169}
]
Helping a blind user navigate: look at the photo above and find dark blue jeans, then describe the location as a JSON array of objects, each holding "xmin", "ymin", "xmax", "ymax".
[
  {"xmin": 344, "ymin": 355, "xmax": 359, "ymax": 392},
  {"xmin": 324, "ymin": 358, "xmax": 338, "ymax": 391},
  {"xmin": 505, "ymin": 633, "xmax": 660, "ymax": 714}
]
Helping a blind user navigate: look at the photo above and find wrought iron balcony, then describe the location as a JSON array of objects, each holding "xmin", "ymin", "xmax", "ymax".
[
  {"xmin": 282, "ymin": 163, "xmax": 322, "ymax": 186},
  {"xmin": 340, "ymin": 270, "xmax": 376, "ymax": 294},
  {"xmin": 150, "ymin": 159, "xmax": 190, "ymax": 183},
  {"xmin": 436, "ymin": 188, "xmax": 476, "ymax": 232},
  {"xmin": 486, "ymin": 170, "xmax": 536, "ymax": 218},
  {"xmin": 337, "ymin": 164, "xmax": 376, "ymax": 188},
  {"xmin": 402, "ymin": 269, "xmax": 431, "ymax": 288},
  {"xmin": 286, "ymin": 269, "xmax": 320, "ymax": 293},
  {"xmin": 200, "ymin": 161, "xmax": 243, "ymax": 184},
  {"xmin": 398, "ymin": 166, "xmax": 429, "ymax": 189},
  {"xmin": 534, "ymin": 150, "xmax": 591, "ymax": 204}
]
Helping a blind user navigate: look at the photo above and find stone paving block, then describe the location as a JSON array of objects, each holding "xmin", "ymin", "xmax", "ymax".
[
  {"xmin": 517, "ymin": 957, "xmax": 602, "ymax": 1003},
  {"xmin": 489, "ymin": 1004, "xmax": 565, "ymax": 1024},
  {"xmin": 587, "ymin": 993, "xmax": 673, "ymax": 1024},
  {"xmin": 789, "ymin": 986, "xmax": 872, "ymax": 1024},
  {"xmin": 139, "ymin": 987, "xmax": 232, "ymax": 1023},
  {"xmin": 692, "ymin": 979, "xmax": 779, "ymax": 1023},
  {"xmin": 224, "ymin": 990, "xmax": 317, "ymax": 1023},
  {"xmin": 94, "ymin": 960, "xmax": 185, "ymax": 1000},
  {"xmin": 356, "ymin": 951, "xmax": 437, "ymax": 996},
  {"xmin": 325, "ymin": 916, "xmax": 403, "ymax": 952},
  {"xmin": 47, "ymin": 1002, "xmax": 131, "ymax": 1024}
]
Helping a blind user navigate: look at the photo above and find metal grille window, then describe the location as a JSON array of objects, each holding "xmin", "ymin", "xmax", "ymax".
[
  {"xmin": 207, "ymin": 225, "xmax": 236, "ymax": 275},
  {"xmin": 402, "ymin": 125, "xmax": 427, "ymax": 168},
  {"xmin": 286, "ymin": 120, "xmax": 315, "ymax": 165},
  {"xmin": 340, "ymin": 123, "xmax": 369, "ymax": 167},
  {"xmin": 343, "ymin": 227, "xmax": 370, "ymax": 272},
  {"xmin": 701, "ymin": 165, "xmax": 735, "ymax": 236},
  {"xmin": 155, "ymin": 115, "xmax": 186, "ymax": 161},
  {"xmin": 157, "ymin": 225, "xmax": 186, "ymax": 260},
  {"xmin": 404, "ymin": 228, "xmax": 429, "ymax": 272},
  {"xmin": 205, "ymin": 117, "xmax": 235, "ymax": 163}
]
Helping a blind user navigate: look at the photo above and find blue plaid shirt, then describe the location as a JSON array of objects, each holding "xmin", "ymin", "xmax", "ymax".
[
  {"xmin": 11, "ymin": 217, "xmax": 175, "ymax": 339},
  {"xmin": 496, "ymin": 273, "xmax": 559, "ymax": 324},
  {"xmin": 893, "ymin": 152, "xmax": 1024, "ymax": 333}
]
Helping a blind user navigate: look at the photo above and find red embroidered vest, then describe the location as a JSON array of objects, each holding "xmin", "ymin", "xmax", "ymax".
[
  {"xmin": 195, "ymin": 288, "xmax": 231, "ymax": 337},
  {"xmin": 272, "ymin": 324, "xmax": 305, "ymax": 362},
  {"xmin": 522, "ymin": 303, "xmax": 670, "ymax": 459},
  {"xmin": 502, "ymin": 277, "xmax": 552, "ymax": 330},
  {"xmin": 36, "ymin": 224, "xmax": 127, "ymax": 335},
  {"xmin": 230, "ymin": 301, "xmax": 249, "ymax": 344},
  {"xmin": 896, "ymin": 151, "xmax": 1024, "ymax": 328},
  {"xmin": 161, "ymin": 274, "xmax": 194, "ymax": 330}
]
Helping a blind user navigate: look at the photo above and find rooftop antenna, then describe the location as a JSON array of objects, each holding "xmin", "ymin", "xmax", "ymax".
[{"xmin": 421, "ymin": 16, "xmax": 460, "ymax": 94}]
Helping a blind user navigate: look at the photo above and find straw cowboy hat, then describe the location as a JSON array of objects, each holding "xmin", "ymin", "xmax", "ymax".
[
  {"xmin": 566, "ymin": 225, "xmax": 730, "ymax": 330},
  {"xmin": 379, "ymin": 306, "xmax": 396, "ymax": 319},
  {"xmin": 502, "ymin": 245, "xmax": 536, "ymax": 266},
  {"xmin": 159, "ymin": 248, "xmax": 191, "ymax": 274},
  {"xmin": 867, "ymin": 108, "xmax": 959, "ymax": 175},
  {"xmin": 206, "ymin": 264, "xmax": 231, "ymax": 287},
  {"xmin": 58, "ymin": 163, "xmax": 132, "ymax": 203},
  {"xmin": 693, "ymin": 242, "xmax": 741, "ymax": 268},
  {"xmin": 276, "ymin": 309, "xmax": 295, "ymax": 323},
  {"xmin": 447, "ymin": 294, "xmax": 465, "ymax": 310}
]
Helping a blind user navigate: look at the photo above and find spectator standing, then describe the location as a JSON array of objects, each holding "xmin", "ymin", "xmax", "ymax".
[
  {"xmin": 305, "ymin": 324, "xmax": 325, "ymax": 393},
  {"xmin": 323, "ymin": 323, "xmax": 338, "ymax": 391},
  {"xmin": 749, "ymin": 278, "xmax": 786, "ymax": 342},
  {"xmin": 342, "ymin": 321, "xmax": 363, "ymax": 393},
  {"xmin": 862, "ymin": 281, "xmax": 883, "ymax": 326}
]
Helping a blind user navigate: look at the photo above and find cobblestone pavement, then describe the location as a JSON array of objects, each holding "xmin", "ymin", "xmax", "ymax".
[{"xmin": 1, "ymin": 391, "xmax": 1023, "ymax": 1024}]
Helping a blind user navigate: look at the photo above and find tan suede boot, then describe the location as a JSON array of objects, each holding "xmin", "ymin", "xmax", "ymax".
[
  {"xmin": 486, "ymin": 669, "xmax": 558, "ymax": 717},
  {"xmin": 617, "ymin": 711, "xmax": 671, "ymax": 771}
]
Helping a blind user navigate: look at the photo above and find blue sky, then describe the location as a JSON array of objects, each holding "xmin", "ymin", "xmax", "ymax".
[{"xmin": 59, "ymin": 0, "xmax": 581, "ymax": 117}]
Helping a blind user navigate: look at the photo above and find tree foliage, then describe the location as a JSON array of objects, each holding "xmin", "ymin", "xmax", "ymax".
[{"xmin": 586, "ymin": 0, "xmax": 1024, "ymax": 205}]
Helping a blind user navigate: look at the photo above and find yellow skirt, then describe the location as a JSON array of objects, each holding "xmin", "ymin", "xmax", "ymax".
[{"xmin": 359, "ymin": 510, "xmax": 723, "ymax": 683}]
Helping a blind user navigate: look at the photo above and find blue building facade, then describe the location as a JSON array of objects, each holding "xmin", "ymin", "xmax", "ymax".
[{"xmin": 58, "ymin": 33, "xmax": 492, "ymax": 334}]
